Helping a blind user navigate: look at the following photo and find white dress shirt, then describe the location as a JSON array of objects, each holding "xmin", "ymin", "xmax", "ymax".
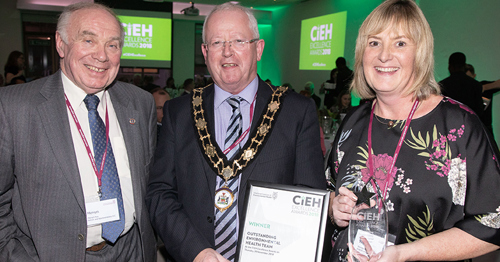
[{"xmin": 62, "ymin": 73, "xmax": 135, "ymax": 247}]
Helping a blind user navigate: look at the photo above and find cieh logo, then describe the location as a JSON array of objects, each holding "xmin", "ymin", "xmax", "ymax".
[
  {"xmin": 310, "ymin": 23, "xmax": 332, "ymax": 41},
  {"xmin": 122, "ymin": 23, "xmax": 153, "ymax": 49},
  {"xmin": 293, "ymin": 195, "xmax": 322, "ymax": 208},
  {"xmin": 309, "ymin": 23, "xmax": 332, "ymax": 55},
  {"xmin": 122, "ymin": 23, "xmax": 153, "ymax": 37}
]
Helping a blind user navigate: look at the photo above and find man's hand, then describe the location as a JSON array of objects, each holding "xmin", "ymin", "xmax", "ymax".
[{"xmin": 193, "ymin": 248, "xmax": 230, "ymax": 262}]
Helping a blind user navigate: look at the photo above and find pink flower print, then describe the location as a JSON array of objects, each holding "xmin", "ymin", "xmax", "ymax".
[
  {"xmin": 432, "ymin": 151, "xmax": 444, "ymax": 159},
  {"xmin": 439, "ymin": 135, "xmax": 447, "ymax": 148},
  {"xmin": 360, "ymin": 153, "xmax": 396, "ymax": 193},
  {"xmin": 433, "ymin": 150, "xmax": 442, "ymax": 158},
  {"xmin": 441, "ymin": 159, "xmax": 452, "ymax": 176},
  {"xmin": 457, "ymin": 128, "xmax": 464, "ymax": 137},
  {"xmin": 406, "ymin": 178, "xmax": 413, "ymax": 185},
  {"xmin": 403, "ymin": 186, "xmax": 411, "ymax": 194},
  {"xmin": 433, "ymin": 139, "xmax": 440, "ymax": 148},
  {"xmin": 447, "ymin": 134, "xmax": 456, "ymax": 141},
  {"xmin": 450, "ymin": 129, "xmax": 456, "ymax": 134}
]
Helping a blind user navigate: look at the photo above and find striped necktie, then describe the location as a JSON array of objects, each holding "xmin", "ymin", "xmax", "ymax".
[
  {"xmin": 215, "ymin": 96, "xmax": 242, "ymax": 261},
  {"xmin": 84, "ymin": 94, "xmax": 125, "ymax": 244}
]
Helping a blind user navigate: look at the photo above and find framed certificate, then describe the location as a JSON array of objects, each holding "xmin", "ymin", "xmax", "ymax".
[{"xmin": 237, "ymin": 181, "xmax": 330, "ymax": 262}]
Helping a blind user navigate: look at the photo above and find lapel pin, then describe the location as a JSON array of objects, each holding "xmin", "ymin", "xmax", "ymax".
[{"xmin": 129, "ymin": 118, "xmax": 136, "ymax": 125}]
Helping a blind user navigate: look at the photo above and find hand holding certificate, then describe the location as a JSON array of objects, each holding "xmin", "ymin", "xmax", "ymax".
[{"xmin": 238, "ymin": 181, "xmax": 330, "ymax": 262}]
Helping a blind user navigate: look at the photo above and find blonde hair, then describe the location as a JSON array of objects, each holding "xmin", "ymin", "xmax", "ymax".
[{"xmin": 351, "ymin": 0, "xmax": 440, "ymax": 100}]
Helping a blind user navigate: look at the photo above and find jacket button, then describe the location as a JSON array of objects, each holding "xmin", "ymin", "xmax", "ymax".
[
  {"xmin": 78, "ymin": 234, "xmax": 85, "ymax": 241},
  {"xmin": 207, "ymin": 216, "xmax": 213, "ymax": 223}
]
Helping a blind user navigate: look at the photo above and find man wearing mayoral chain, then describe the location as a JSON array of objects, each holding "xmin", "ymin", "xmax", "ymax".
[{"xmin": 146, "ymin": 2, "xmax": 325, "ymax": 262}]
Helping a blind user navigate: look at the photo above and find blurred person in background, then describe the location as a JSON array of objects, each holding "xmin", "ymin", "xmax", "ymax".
[{"xmin": 4, "ymin": 50, "xmax": 26, "ymax": 85}]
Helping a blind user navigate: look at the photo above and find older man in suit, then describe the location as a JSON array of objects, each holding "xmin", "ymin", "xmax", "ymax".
[
  {"xmin": 146, "ymin": 3, "xmax": 324, "ymax": 262},
  {"xmin": 0, "ymin": 3, "xmax": 156, "ymax": 261}
]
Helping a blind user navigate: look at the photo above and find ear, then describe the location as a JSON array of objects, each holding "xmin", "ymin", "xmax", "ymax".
[
  {"xmin": 201, "ymin": 43, "xmax": 208, "ymax": 64},
  {"xmin": 55, "ymin": 32, "xmax": 66, "ymax": 58},
  {"xmin": 256, "ymin": 39, "xmax": 265, "ymax": 62}
]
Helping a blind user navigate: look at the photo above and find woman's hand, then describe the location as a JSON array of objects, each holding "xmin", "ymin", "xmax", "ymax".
[
  {"xmin": 348, "ymin": 243, "xmax": 401, "ymax": 262},
  {"xmin": 331, "ymin": 187, "xmax": 358, "ymax": 227}
]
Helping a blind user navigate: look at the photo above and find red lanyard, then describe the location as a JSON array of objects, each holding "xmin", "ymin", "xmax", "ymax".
[
  {"xmin": 222, "ymin": 93, "xmax": 257, "ymax": 155},
  {"xmin": 64, "ymin": 94, "xmax": 110, "ymax": 188},
  {"xmin": 367, "ymin": 98, "xmax": 419, "ymax": 200}
]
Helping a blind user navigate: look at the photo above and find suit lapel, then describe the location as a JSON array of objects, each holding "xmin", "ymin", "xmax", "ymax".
[
  {"xmin": 108, "ymin": 84, "xmax": 145, "ymax": 217},
  {"xmin": 201, "ymin": 85, "xmax": 217, "ymax": 197},
  {"xmin": 240, "ymin": 79, "xmax": 273, "ymax": 194},
  {"xmin": 37, "ymin": 71, "xmax": 85, "ymax": 212}
]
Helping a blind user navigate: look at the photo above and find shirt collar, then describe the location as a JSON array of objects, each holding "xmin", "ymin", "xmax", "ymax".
[
  {"xmin": 214, "ymin": 76, "xmax": 259, "ymax": 109},
  {"xmin": 61, "ymin": 71, "xmax": 105, "ymax": 109}
]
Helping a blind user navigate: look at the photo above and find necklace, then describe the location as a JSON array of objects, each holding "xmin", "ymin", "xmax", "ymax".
[
  {"xmin": 374, "ymin": 114, "xmax": 396, "ymax": 128},
  {"xmin": 373, "ymin": 99, "xmax": 423, "ymax": 128}
]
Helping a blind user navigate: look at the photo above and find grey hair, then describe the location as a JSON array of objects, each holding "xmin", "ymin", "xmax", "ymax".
[
  {"xmin": 202, "ymin": 2, "xmax": 260, "ymax": 44},
  {"xmin": 57, "ymin": 2, "xmax": 125, "ymax": 47}
]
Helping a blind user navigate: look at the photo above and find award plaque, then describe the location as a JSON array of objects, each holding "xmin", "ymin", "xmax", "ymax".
[
  {"xmin": 237, "ymin": 181, "xmax": 330, "ymax": 262},
  {"xmin": 348, "ymin": 193, "xmax": 388, "ymax": 262}
]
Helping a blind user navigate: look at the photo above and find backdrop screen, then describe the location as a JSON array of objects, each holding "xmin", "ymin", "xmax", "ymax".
[
  {"xmin": 116, "ymin": 10, "xmax": 172, "ymax": 68},
  {"xmin": 299, "ymin": 11, "xmax": 347, "ymax": 70}
]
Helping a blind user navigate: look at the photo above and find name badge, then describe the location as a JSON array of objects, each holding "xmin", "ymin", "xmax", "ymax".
[{"xmin": 85, "ymin": 198, "xmax": 120, "ymax": 226}]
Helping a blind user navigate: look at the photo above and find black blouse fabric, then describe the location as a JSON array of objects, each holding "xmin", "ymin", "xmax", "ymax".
[{"xmin": 328, "ymin": 97, "xmax": 500, "ymax": 262}]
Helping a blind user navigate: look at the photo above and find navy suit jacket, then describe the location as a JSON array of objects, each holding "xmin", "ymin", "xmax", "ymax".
[{"xmin": 147, "ymin": 77, "xmax": 325, "ymax": 262}]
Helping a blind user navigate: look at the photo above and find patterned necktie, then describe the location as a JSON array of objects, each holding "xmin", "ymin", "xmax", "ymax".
[
  {"xmin": 84, "ymin": 94, "xmax": 125, "ymax": 244},
  {"xmin": 215, "ymin": 96, "xmax": 242, "ymax": 261}
]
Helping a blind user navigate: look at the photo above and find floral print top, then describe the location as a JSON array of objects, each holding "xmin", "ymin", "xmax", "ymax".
[{"xmin": 327, "ymin": 97, "xmax": 500, "ymax": 262}]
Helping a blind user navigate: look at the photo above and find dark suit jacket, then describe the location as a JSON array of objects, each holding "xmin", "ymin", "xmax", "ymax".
[
  {"xmin": 146, "ymin": 78, "xmax": 325, "ymax": 262},
  {"xmin": 0, "ymin": 71, "xmax": 157, "ymax": 261}
]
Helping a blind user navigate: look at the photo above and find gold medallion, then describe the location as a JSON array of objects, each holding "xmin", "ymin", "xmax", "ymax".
[
  {"xmin": 222, "ymin": 167, "xmax": 233, "ymax": 180},
  {"xmin": 193, "ymin": 96, "xmax": 202, "ymax": 107},
  {"xmin": 268, "ymin": 101, "xmax": 279, "ymax": 112},
  {"xmin": 243, "ymin": 149, "xmax": 255, "ymax": 161},
  {"xmin": 196, "ymin": 118, "xmax": 207, "ymax": 130},
  {"xmin": 258, "ymin": 124, "xmax": 269, "ymax": 136},
  {"xmin": 205, "ymin": 145, "xmax": 215, "ymax": 157}
]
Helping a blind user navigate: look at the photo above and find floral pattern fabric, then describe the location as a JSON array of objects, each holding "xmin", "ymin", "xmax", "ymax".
[{"xmin": 328, "ymin": 97, "xmax": 500, "ymax": 262}]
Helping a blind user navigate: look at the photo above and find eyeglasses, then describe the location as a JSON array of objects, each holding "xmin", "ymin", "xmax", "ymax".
[{"xmin": 204, "ymin": 38, "xmax": 259, "ymax": 51}]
